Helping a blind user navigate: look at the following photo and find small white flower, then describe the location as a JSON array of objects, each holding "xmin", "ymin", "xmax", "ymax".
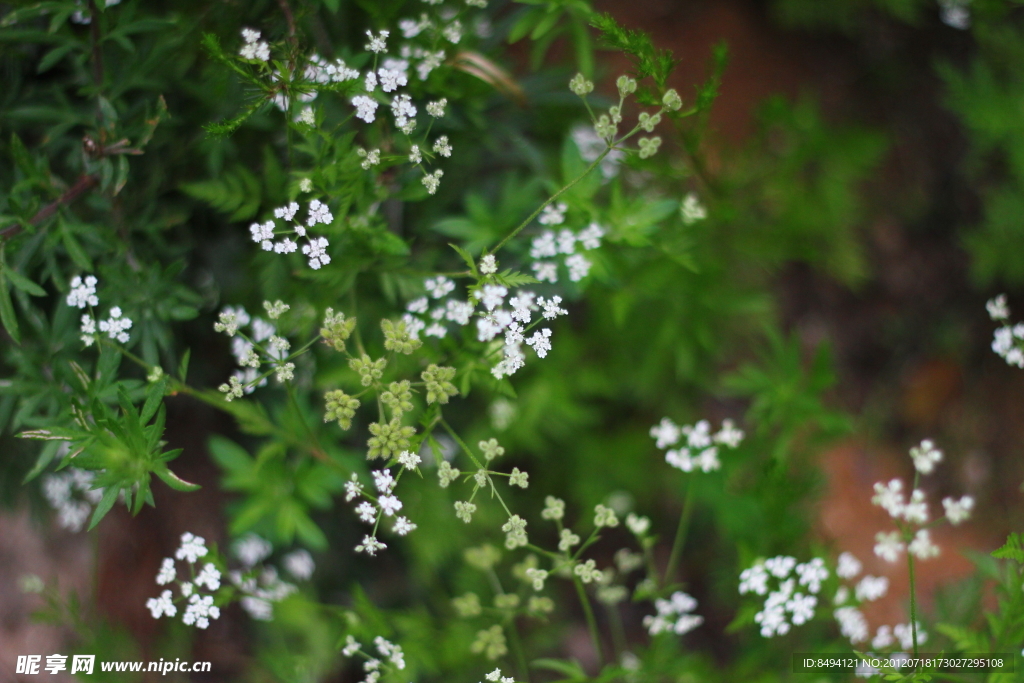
[
  {"xmin": 942, "ymin": 495, "xmax": 974, "ymax": 525},
  {"xmin": 538, "ymin": 202, "xmax": 567, "ymax": 226},
  {"xmin": 908, "ymin": 528, "xmax": 940, "ymax": 560},
  {"xmin": 175, "ymin": 532, "xmax": 209, "ymax": 564},
  {"xmin": 392, "ymin": 516, "xmax": 417, "ymax": 535},
  {"xmin": 565, "ymin": 253, "xmax": 591, "ymax": 281},
  {"xmin": 909, "ymin": 439, "xmax": 942, "ymax": 474},
  {"xmin": 146, "ymin": 590, "xmax": 177, "ymax": 619},
  {"xmin": 355, "ymin": 535, "xmax": 387, "ymax": 556},
  {"xmin": 284, "ymin": 550, "xmax": 315, "ymax": 580},
  {"xmin": 433, "ymin": 135, "xmax": 452, "ymax": 158},
  {"xmin": 379, "ymin": 495, "xmax": 403, "ymax": 517},
  {"xmin": 426, "ymin": 99, "xmax": 447, "ymax": 117},
  {"xmin": 479, "ymin": 254, "xmax": 497, "ymax": 274},
  {"xmin": 378, "ymin": 66, "xmax": 407, "ymax": 92},
  {"xmin": 538, "ymin": 295, "xmax": 567, "ymax": 320},
  {"xmin": 986, "ymin": 294, "xmax": 1009, "ymax": 321},
  {"xmin": 834, "ymin": 606, "xmax": 868, "ymax": 644},
  {"xmin": 836, "ymin": 551, "xmax": 861, "ymax": 579},
  {"xmin": 578, "ymin": 223, "xmax": 605, "ymax": 250},
  {"xmin": 302, "ymin": 236, "xmax": 331, "ymax": 270},
  {"xmin": 234, "ymin": 534, "xmax": 272, "ymax": 567},
  {"xmin": 364, "ymin": 29, "xmax": 389, "ymax": 53},
  {"xmin": 422, "ymin": 169, "xmax": 443, "ymax": 194},
  {"xmin": 352, "ymin": 95, "xmax": 379, "ymax": 122},
  {"xmin": 855, "ymin": 575, "xmax": 889, "ymax": 602},
  {"xmin": 680, "ymin": 193, "xmax": 707, "ymax": 224},
  {"xmin": 409, "ymin": 144, "xmax": 422, "ymax": 164},
  {"xmin": 532, "ymin": 261, "xmax": 558, "ymax": 283},
  {"xmin": 874, "ymin": 531, "xmax": 905, "ymax": 563},
  {"xmin": 156, "ymin": 558, "xmax": 177, "ymax": 585},
  {"xmin": 526, "ymin": 328, "xmax": 552, "ymax": 358},
  {"xmin": 356, "ymin": 501, "xmax": 376, "ymax": 523},
  {"xmin": 425, "ymin": 276, "xmax": 455, "ymax": 298}
]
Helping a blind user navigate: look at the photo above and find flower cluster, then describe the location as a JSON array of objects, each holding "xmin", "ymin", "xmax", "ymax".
[
  {"xmin": 528, "ymin": 218, "xmax": 606, "ymax": 284},
  {"xmin": 869, "ymin": 439, "xmax": 973, "ymax": 564},
  {"xmin": 228, "ymin": 535, "xmax": 312, "ymax": 621},
  {"xmin": 213, "ymin": 301, "xmax": 297, "ymax": 400},
  {"xmin": 41, "ymin": 467, "xmax": 103, "ymax": 533},
  {"xmin": 988, "ymin": 294, "xmax": 1024, "ymax": 368},
  {"xmin": 680, "ymin": 192, "xmax": 707, "ymax": 225},
  {"xmin": 830, "ymin": 551, "xmax": 889, "ymax": 644},
  {"xmin": 340, "ymin": 634, "xmax": 406, "ymax": 683},
  {"xmin": 643, "ymin": 591, "xmax": 704, "ymax": 636},
  {"xmin": 145, "ymin": 532, "xmax": 222, "ymax": 629},
  {"xmin": 739, "ymin": 556, "xmax": 828, "ymax": 637},
  {"xmin": 346, "ymin": 451, "xmax": 421, "ymax": 556},
  {"xmin": 650, "ymin": 417, "xmax": 744, "ymax": 473},
  {"xmin": 402, "ymin": 277, "xmax": 570, "ymax": 380},
  {"xmin": 249, "ymin": 200, "xmax": 333, "ymax": 270},
  {"xmin": 67, "ymin": 275, "xmax": 133, "ymax": 346}
]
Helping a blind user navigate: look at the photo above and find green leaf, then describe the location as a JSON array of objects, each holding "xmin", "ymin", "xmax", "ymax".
[
  {"xmin": 2, "ymin": 266, "xmax": 45, "ymax": 296},
  {"xmin": 531, "ymin": 659, "xmax": 587, "ymax": 680},
  {"xmin": 180, "ymin": 166, "xmax": 262, "ymax": 220},
  {"xmin": 36, "ymin": 41, "xmax": 77, "ymax": 74},
  {"xmin": 154, "ymin": 465, "xmax": 201, "ymax": 492},
  {"xmin": 208, "ymin": 435, "xmax": 253, "ymax": 473},
  {"xmin": 61, "ymin": 221, "xmax": 94, "ymax": 270},
  {"xmin": 0, "ymin": 276, "xmax": 20, "ymax": 344},
  {"xmin": 449, "ymin": 243, "xmax": 477, "ymax": 274},
  {"xmin": 88, "ymin": 486, "xmax": 120, "ymax": 530}
]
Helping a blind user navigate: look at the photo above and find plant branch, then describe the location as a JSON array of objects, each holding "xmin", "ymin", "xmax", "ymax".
[{"xmin": 0, "ymin": 175, "xmax": 100, "ymax": 242}]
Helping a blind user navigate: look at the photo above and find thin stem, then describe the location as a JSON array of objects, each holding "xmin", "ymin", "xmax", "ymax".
[
  {"xmin": 0, "ymin": 175, "xmax": 99, "ymax": 242},
  {"xmin": 573, "ymin": 576, "xmax": 604, "ymax": 668},
  {"xmin": 606, "ymin": 602, "xmax": 627, "ymax": 663},
  {"xmin": 88, "ymin": 0, "xmax": 104, "ymax": 100},
  {"xmin": 507, "ymin": 616, "xmax": 531, "ymax": 683},
  {"xmin": 908, "ymin": 551, "xmax": 919, "ymax": 659},
  {"xmin": 663, "ymin": 478, "xmax": 694, "ymax": 585}
]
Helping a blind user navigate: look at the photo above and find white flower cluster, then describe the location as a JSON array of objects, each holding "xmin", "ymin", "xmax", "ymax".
[
  {"xmin": 41, "ymin": 467, "xmax": 103, "ymax": 533},
  {"xmin": 650, "ymin": 417, "xmax": 744, "ymax": 473},
  {"xmin": 249, "ymin": 200, "xmax": 333, "ymax": 270},
  {"xmin": 213, "ymin": 302, "xmax": 295, "ymax": 400},
  {"xmin": 67, "ymin": 275, "xmax": 133, "ymax": 346},
  {"xmin": 145, "ymin": 533, "xmax": 222, "ymax": 629},
  {"xmin": 680, "ymin": 193, "xmax": 707, "ymax": 225},
  {"xmin": 227, "ymin": 535, "xmax": 311, "ymax": 622},
  {"xmin": 239, "ymin": 27, "xmax": 270, "ymax": 61},
  {"xmin": 739, "ymin": 556, "xmax": 828, "ymax": 637},
  {"xmin": 830, "ymin": 551, "xmax": 889, "ymax": 645},
  {"xmin": 402, "ymin": 277, "xmax": 569, "ymax": 379},
  {"xmin": 869, "ymin": 439, "xmax": 973, "ymax": 564},
  {"xmin": 346, "ymin": 451, "xmax": 421, "ymax": 556},
  {"xmin": 988, "ymin": 294, "xmax": 1024, "ymax": 368},
  {"xmin": 571, "ymin": 124, "xmax": 625, "ymax": 180},
  {"xmin": 341, "ymin": 635, "xmax": 406, "ymax": 683},
  {"xmin": 643, "ymin": 591, "xmax": 704, "ymax": 636},
  {"xmin": 482, "ymin": 667, "xmax": 515, "ymax": 683},
  {"xmin": 528, "ymin": 216, "xmax": 606, "ymax": 284}
]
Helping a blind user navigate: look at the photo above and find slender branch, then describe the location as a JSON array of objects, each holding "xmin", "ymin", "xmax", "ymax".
[
  {"xmin": 663, "ymin": 478, "xmax": 694, "ymax": 585},
  {"xmin": 276, "ymin": 0, "xmax": 298, "ymax": 47},
  {"xmin": 573, "ymin": 576, "xmax": 604, "ymax": 668},
  {"xmin": 908, "ymin": 551, "xmax": 919, "ymax": 659},
  {"xmin": 0, "ymin": 175, "xmax": 100, "ymax": 242}
]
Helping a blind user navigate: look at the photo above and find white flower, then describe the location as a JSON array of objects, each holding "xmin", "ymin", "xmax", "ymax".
[
  {"xmin": 297, "ymin": 106, "xmax": 315, "ymax": 126},
  {"xmin": 532, "ymin": 261, "xmax": 558, "ymax": 283},
  {"xmin": 541, "ymin": 496, "xmax": 565, "ymax": 521},
  {"xmin": 98, "ymin": 306, "xmax": 132, "ymax": 343},
  {"xmin": 302, "ymin": 236, "xmax": 331, "ymax": 270},
  {"xmin": 713, "ymin": 419, "xmax": 744, "ymax": 448},
  {"xmin": 426, "ymin": 98, "xmax": 447, "ymax": 117},
  {"xmin": 241, "ymin": 596, "xmax": 273, "ymax": 621},
  {"xmin": 397, "ymin": 450, "xmax": 421, "ymax": 469},
  {"xmin": 530, "ymin": 231, "xmax": 557, "ymax": 259},
  {"xmin": 358, "ymin": 147, "xmax": 381, "ymax": 169},
  {"xmin": 795, "ymin": 558, "xmax": 828, "ymax": 594},
  {"xmin": 364, "ymin": 29, "xmax": 389, "ymax": 53},
  {"xmin": 442, "ymin": 19, "xmax": 462, "ymax": 43},
  {"xmin": 872, "ymin": 479, "xmax": 906, "ymax": 519},
  {"xmin": 307, "ymin": 199, "xmax": 333, "ymax": 226},
  {"xmin": 578, "ymin": 223, "xmax": 605, "ymax": 250},
  {"xmin": 479, "ymin": 284, "xmax": 507, "ymax": 311},
  {"xmin": 874, "ymin": 531, "xmax": 905, "ymax": 563},
  {"xmin": 378, "ymin": 67, "xmax": 407, "ymax": 92},
  {"xmin": 425, "ymin": 276, "xmax": 455, "ymax": 298},
  {"xmin": 356, "ymin": 501, "xmax": 376, "ymax": 523},
  {"xmin": 479, "ymin": 254, "xmax": 497, "ymax": 274},
  {"xmin": 908, "ymin": 529, "xmax": 940, "ymax": 559},
  {"xmin": 680, "ymin": 193, "xmax": 707, "ymax": 224},
  {"xmin": 987, "ymin": 294, "xmax": 1009, "ymax": 321},
  {"xmin": 786, "ymin": 593, "xmax": 817, "ymax": 625},
  {"xmin": 855, "ymin": 575, "xmax": 888, "ymax": 602},
  {"xmin": 834, "ymin": 606, "xmax": 869, "ymax": 643},
  {"xmin": 942, "ymin": 495, "xmax": 974, "ymax": 525},
  {"xmin": 345, "ymin": 475, "xmax": 363, "ymax": 502},
  {"xmin": 626, "ymin": 513, "xmax": 650, "ymax": 536},
  {"xmin": 250, "ymin": 220, "xmax": 275, "ymax": 250},
  {"xmin": 182, "ymin": 593, "xmax": 221, "ymax": 629},
  {"xmin": 894, "ymin": 622, "xmax": 927, "ymax": 650},
  {"xmin": 538, "ymin": 295, "xmax": 567, "ymax": 320},
  {"xmin": 392, "ymin": 516, "xmax": 417, "ymax": 535},
  {"xmin": 872, "ymin": 625, "xmax": 894, "ymax": 649},
  {"xmin": 565, "ymin": 253, "xmax": 592, "ymax": 281},
  {"xmin": 538, "ymin": 202, "xmax": 567, "ymax": 226},
  {"xmin": 903, "ymin": 488, "xmax": 929, "ymax": 524},
  {"xmin": 284, "ymin": 550, "xmax": 315, "ymax": 580},
  {"xmin": 409, "ymin": 145, "xmax": 422, "ymax": 164},
  {"xmin": 526, "ymin": 328, "xmax": 552, "ymax": 358},
  {"xmin": 379, "ymin": 495, "xmax": 403, "ymax": 517},
  {"xmin": 342, "ymin": 635, "xmax": 361, "ymax": 656},
  {"xmin": 175, "ymin": 532, "xmax": 209, "ymax": 564},
  {"xmin": 415, "ymin": 50, "xmax": 445, "ymax": 80},
  {"xmin": 836, "ymin": 551, "xmax": 861, "ymax": 579},
  {"xmin": 195, "ymin": 563, "xmax": 221, "ymax": 591},
  {"xmin": 446, "ymin": 299, "xmax": 475, "ymax": 325},
  {"xmin": 67, "ymin": 276, "xmax": 100, "ymax": 308},
  {"xmin": 355, "ymin": 535, "xmax": 387, "ymax": 556},
  {"xmin": 433, "ymin": 135, "xmax": 452, "ymax": 158},
  {"xmin": 156, "ymin": 558, "xmax": 177, "ymax": 585},
  {"xmin": 352, "ymin": 95, "xmax": 379, "ymax": 122},
  {"xmin": 644, "ymin": 591, "xmax": 703, "ymax": 636},
  {"xmin": 146, "ymin": 590, "xmax": 177, "ymax": 619},
  {"xmin": 765, "ymin": 555, "xmax": 796, "ymax": 578},
  {"xmin": 910, "ymin": 439, "xmax": 942, "ymax": 474},
  {"xmin": 739, "ymin": 563, "xmax": 769, "ymax": 596},
  {"xmin": 373, "ymin": 469, "xmax": 395, "ymax": 494},
  {"xmin": 422, "ymin": 169, "xmax": 443, "ymax": 194},
  {"xmin": 234, "ymin": 534, "xmax": 272, "ymax": 567}
]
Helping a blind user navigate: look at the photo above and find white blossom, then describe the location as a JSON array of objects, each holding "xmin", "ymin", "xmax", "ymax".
[
  {"xmin": 364, "ymin": 29, "xmax": 389, "ymax": 53},
  {"xmin": 910, "ymin": 439, "xmax": 942, "ymax": 475},
  {"xmin": 352, "ymin": 95, "xmax": 379, "ymax": 122},
  {"xmin": 942, "ymin": 495, "xmax": 974, "ymax": 525},
  {"xmin": 146, "ymin": 590, "xmax": 177, "ymax": 619},
  {"xmin": 67, "ymin": 275, "xmax": 99, "ymax": 308}
]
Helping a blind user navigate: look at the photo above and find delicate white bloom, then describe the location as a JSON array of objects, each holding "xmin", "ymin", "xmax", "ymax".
[
  {"xmin": 408, "ymin": 145, "xmax": 422, "ymax": 164},
  {"xmin": 446, "ymin": 299, "xmax": 474, "ymax": 325},
  {"xmin": 234, "ymin": 534, "xmax": 272, "ymax": 567},
  {"xmin": 894, "ymin": 622, "xmax": 927, "ymax": 650},
  {"xmin": 355, "ymin": 535, "xmax": 387, "ymax": 556},
  {"xmin": 343, "ymin": 635, "xmax": 362, "ymax": 656},
  {"xmin": 625, "ymin": 513, "xmax": 650, "ymax": 536},
  {"xmin": 373, "ymin": 469, "xmax": 395, "ymax": 494},
  {"xmin": 833, "ymin": 586, "xmax": 850, "ymax": 605},
  {"xmin": 392, "ymin": 516, "xmax": 417, "ymax": 535},
  {"xmin": 644, "ymin": 591, "xmax": 704, "ymax": 636},
  {"xmin": 908, "ymin": 528, "xmax": 940, "ymax": 559},
  {"xmin": 175, "ymin": 533, "xmax": 209, "ymax": 564},
  {"xmin": 530, "ymin": 231, "xmax": 558, "ymax": 259},
  {"xmin": 525, "ymin": 567, "xmax": 548, "ymax": 591},
  {"xmin": 939, "ymin": 0, "xmax": 971, "ymax": 30},
  {"xmin": 79, "ymin": 314, "xmax": 97, "ymax": 346},
  {"xmin": 571, "ymin": 125, "xmax": 624, "ymax": 179},
  {"xmin": 345, "ymin": 475, "xmax": 363, "ymax": 502},
  {"xmin": 526, "ymin": 328, "xmax": 552, "ymax": 358},
  {"xmin": 364, "ymin": 29, "xmax": 389, "ymax": 53},
  {"xmin": 765, "ymin": 555, "xmax": 796, "ymax": 578},
  {"xmin": 415, "ymin": 50, "xmax": 445, "ymax": 81},
  {"xmin": 422, "ymin": 169, "xmax": 443, "ymax": 194},
  {"xmin": 195, "ymin": 563, "xmax": 221, "ymax": 591},
  {"xmin": 98, "ymin": 306, "xmax": 133, "ymax": 343},
  {"xmin": 378, "ymin": 66, "xmax": 407, "ymax": 92},
  {"xmin": 795, "ymin": 558, "xmax": 828, "ymax": 594},
  {"xmin": 442, "ymin": 19, "xmax": 462, "ymax": 43},
  {"xmin": 479, "ymin": 284, "xmax": 507, "ymax": 311},
  {"xmin": 299, "ymin": 178, "xmax": 312, "ymax": 193},
  {"xmin": 67, "ymin": 276, "xmax": 100, "ymax": 308},
  {"xmin": 397, "ymin": 450, "xmax": 421, "ymax": 469},
  {"xmin": 910, "ymin": 439, "xmax": 943, "ymax": 474},
  {"xmin": 943, "ymin": 495, "xmax": 974, "ymax": 524},
  {"xmin": 433, "ymin": 135, "xmax": 452, "ymax": 158},
  {"xmin": 834, "ymin": 606, "xmax": 869, "ymax": 643},
  {"xmin": 156, "ymin": 558, "xmax": 177, "ymax": 585},
  {"xmin": 379, "ymin": 495, "xmax": 403, "ymax": 517},
  {"xmin": 425, "ymin": 276, "xmax": 455, "ymax": 299},
  {"xmin": 836, "ymin": 552, "xmax": 861, "ymax": 579},
  {"xmin": 855, "ymin": 575, "xmax": 888, "ymax": 602},
  {"xmin": 274, "ymin": 362, "xmax": 295, "ymax": 383},
  {"xmin": 502, "ymin": 515, "xmax": 528, "ymax": 549},
  {"xmin": 538, "ymin": 202, "xmax": 567, "ymax": 226},
  {"xmin": 565, "ymin": 253, "xmax": 592, "ymax": 281},
  {"xmin": 541, "ymin": 496, "xmax": 565, "ymax": 521},
  {"xmin": 352, "ymin": 95, "xmax": 379, "ymax": 122},
  {"xmin": 538, "ymin": 295, "xmax": 567, "ymax": 320},
  {"xmin": 302, "ymin": 236, "xmax": 331, "ymax": 270},
  {"xmin": 651, "ymin": 418, "xmax": 682, "ymax": 447},
  {"xmin": 146, "ymin": 590, "xmax": 177, "ymax": 619},
  {"xmin": 532, "ymin": 261, "xmax": 558, "ymax": 283},
  {"xmin": 556, "ymin": 229, "xmax": 577, "ymax": 254},
  {"xmin": 182, "ymin": 593, "xmax": 221, "ymax": 630},
  {"xmin": 454, "ymin": 500, "xmax": 476, "ymax": 523},
  {"xmin": 872, "ymin": 625, "xmax": 894, "ymax": 649},
  {"xmin": 479, "ymin": 254, "xmax": 497, "ymax": 274},
  {"xmin": 407, "ymin": 297, "xmax": 429, "ymax": 314},
  {"xmin": 740, "ymin": 563, "xmax": 770, "ymax": 596},
  {"xmin": 872, "ymin": 479, "xmax": 906, "ymax": 519},
  {"xmin": 283, "ymin": 550, "xmax": 314, "ymax": 580},
  {"xmin": 274, "ymin": 238, "xmax": 297, "ymax": 254},
  {"xmin": 297, "ymin": 106, "xmax": 315, "ymax": 126},
  {"xmin": 680, "ymin": 193, "xmax": 707, "ymax": 224},
  {"xmin": 874, "ymin": 531, "xmax": 905, "ymax": 563},
  {"xmin": 786, "ymin": 593, "xmax": 817, "ymax": 625},
  {"xmin": 240, "ymin": 29, "xmax": 270, "ymax": 61},
  {"xmin": 426, "ymin": 98, "xmax": 447, "ymax": 117},
  {"xmin": 250, "ymin": 220, "xmax": 275, "ymax": 250},
  {"xmin": 358, "ymin": 147, "xmax": 381, "ymax": 169},
  {"xmin": 356, "ymin": 501, "xmax": 376, "ymax": 523},
  {"xmin": 558, "ymin": 527, "xmax": 580, "ymax": 552},
  {"xmin": 391, "ymin": 93, "xmax": 417, "ymax": 130},
  {"xmin": 578, "ymin": 223, "xmax": 605, "ymax": 250},
  {"xmin": 241, "ymin": 596, "xmax": 273, "ymax": 621},
  {"xmin": 987, "ymin": 294, "xmax": 1009, "ymax": 321},
  {"xmin": 903, "ymin": 488, "xmax": 929, "ymax": 524},
  {"xmin": 713, "ymin": 419, "xmax": 744, "ymax": 448}
]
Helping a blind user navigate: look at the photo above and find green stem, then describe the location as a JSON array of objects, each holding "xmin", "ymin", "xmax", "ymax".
[
  {"xmin": 507, "ymin": 616, "xmax": 531, "ymax": 683},
  {"xmin": 606, "ymin": 602, "xmax": 627, "ymax": 663},
  {"xmin": 573, "ymin": 577, "xmax": 604, "ymax": 668},
  {"xmin": 908, "ymin": 550, "xmax": 919, "ymax": 660},
  {"xmin": 663, "ymin": 478, "xmax": 694, "ymax": 586}
]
